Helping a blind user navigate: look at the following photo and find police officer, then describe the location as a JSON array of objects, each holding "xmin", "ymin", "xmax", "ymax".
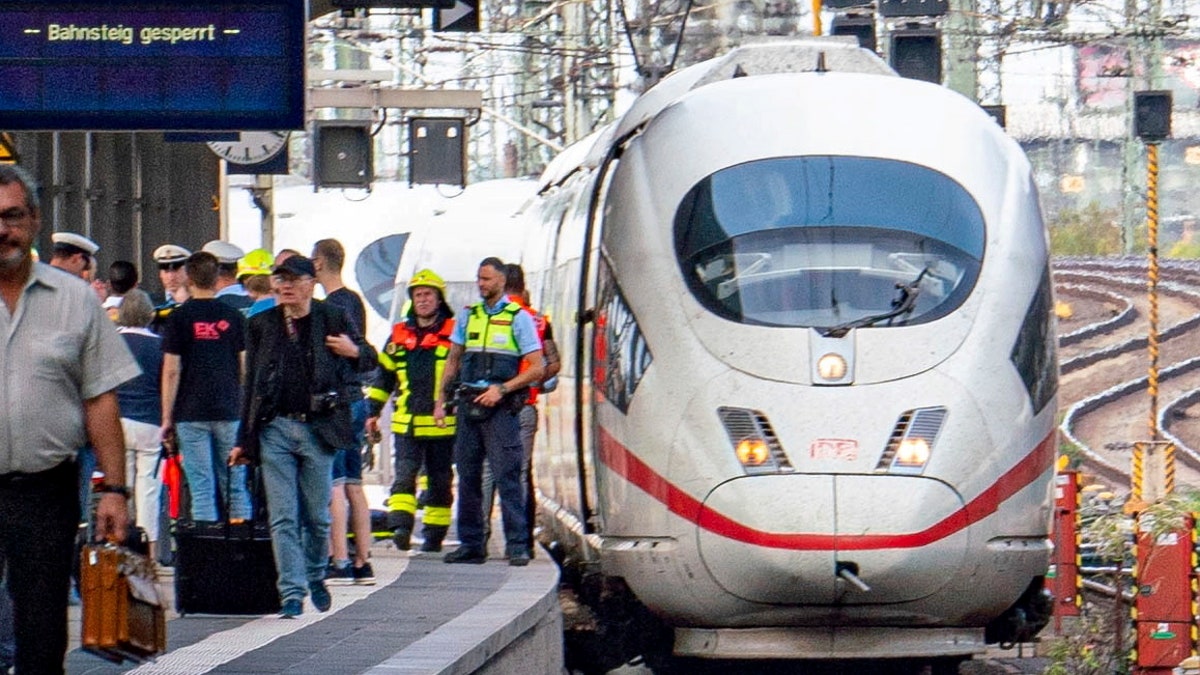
[
  {"xmin": 151, "ymin": 244, "xmax": 190, "ymax": 332},
  {"xmin": 202, "ymin": 240, "xmax": 253, "ymax": 313},
  {"xmin": 366, "ymin": 269, "xmax": 457, "ymax": 554},
  {"xmin": 435, "ymin": 258, "xmax": 543, "ymax": 566},
  {"xmin": 48, "ymin": 232, "xmax": 98, "ymax": 279}
]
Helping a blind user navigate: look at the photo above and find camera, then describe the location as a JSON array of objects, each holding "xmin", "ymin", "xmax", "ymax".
[{"xmin": 309, "ymin": 390, "xmax": 340, "ymax": 414}]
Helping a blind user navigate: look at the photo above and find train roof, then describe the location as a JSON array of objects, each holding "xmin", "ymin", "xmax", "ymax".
[{"xmin": 536, "ymin": 38, "xmax": 895, "ymax": 192}]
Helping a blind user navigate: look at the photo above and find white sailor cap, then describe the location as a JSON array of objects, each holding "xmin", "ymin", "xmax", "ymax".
[
  {"xmin": 50, "ymin": 232, "xmax": 99, "ymax": 256},
  {"xmin": 152, "ymin": 244, "xmax": 191, "ymax": 264},
  {"xmin": 201, "ymin": 240, "xmax": 245, "ymax": 265}
]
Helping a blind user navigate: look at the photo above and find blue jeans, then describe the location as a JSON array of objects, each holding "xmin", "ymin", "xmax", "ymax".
[
  {"xmin": 176, "ymin": 420, "xmax": 251, "ymax": 521},
  {"xmin": 76, "ymin": 445, "xmax": 95, "ymax": 522},
  {"xmin": 454, "ymin": 408, "xmax": 529, "ymax": 555},
  {"xmin": 259, "ymin": 417, "xmax": 335, "ymax": 604}
]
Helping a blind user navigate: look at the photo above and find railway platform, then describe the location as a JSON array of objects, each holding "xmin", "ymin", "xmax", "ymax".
[{"xmin": 63, "ymin": 542, "xmax": 563, "ymax": 675}]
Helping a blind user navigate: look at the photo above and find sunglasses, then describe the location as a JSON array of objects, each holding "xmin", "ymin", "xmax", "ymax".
[{"xmin": 157, "ymin": 261, "xmax": 184, "ymax": 271}]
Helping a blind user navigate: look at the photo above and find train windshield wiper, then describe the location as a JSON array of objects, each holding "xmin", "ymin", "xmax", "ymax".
[{"xmin": 820, "ymin": 268, "xmax": 929, "ymax": 338}]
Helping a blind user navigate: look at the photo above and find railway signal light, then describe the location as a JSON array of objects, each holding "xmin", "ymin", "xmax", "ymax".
[{"xmin": 1134, "ymin": 90, "xmax": 1172, "ymax": 141}]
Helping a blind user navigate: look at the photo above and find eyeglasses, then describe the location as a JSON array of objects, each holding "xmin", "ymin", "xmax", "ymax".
[
  {"xmin": 157, "ymin": 261, "xmax": 184, "ymax": 271},
  {"xmin": 271, "ymin": 274, "xmax": 312, "ymax": 285}
]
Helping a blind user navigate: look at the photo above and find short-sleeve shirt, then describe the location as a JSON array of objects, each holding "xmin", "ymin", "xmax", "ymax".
[
  {"xmin": 325, "ymin": 287, "xmax": 367, "ymax": 338},
  {"xmin": 0, "ymin": 263, "xmax": 141, "ymax": 473},
  {"xmin": 161, "ymin": 298, "xmax": 245, "ymax": 421},
  {"xmin": 450, "ymin": 294, "xmax": 541, "ymax": 356}
]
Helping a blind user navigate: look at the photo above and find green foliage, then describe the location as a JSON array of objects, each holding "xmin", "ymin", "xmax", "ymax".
[
  {"xmin": 1042, "ymin": 615, "xmax": 1131, "ymax": 675},
  {"xmin": 1058, "ymin": 440, "xmax": 1085, "ymax": 470},
  {"xmin": 1048, "ymin": 203, "xmax": 1125, "ymax": 256},
  {"xmin": 1139, "ymin": 489, "xmax": 1200, "ymax": 541}
]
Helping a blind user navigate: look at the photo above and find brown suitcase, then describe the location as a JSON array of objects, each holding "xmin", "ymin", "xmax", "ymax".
[{"xmin": 80, "ymin": 543, "xmax": 167, "ymax": 663}]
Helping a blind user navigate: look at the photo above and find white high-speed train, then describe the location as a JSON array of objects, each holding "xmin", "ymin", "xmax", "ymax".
[{"xmin": 523, "ymin": 39, "xmax": 1059, "ymax": 670}]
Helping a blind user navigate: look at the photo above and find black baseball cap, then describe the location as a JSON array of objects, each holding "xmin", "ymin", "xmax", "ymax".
[{"xmin": 272, "ymin": 255, "xmax": 316, "ymax": 278}]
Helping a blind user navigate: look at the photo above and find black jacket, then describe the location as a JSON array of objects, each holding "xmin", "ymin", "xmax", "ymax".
[{"xmin": 237, "ymin": 300, "xmax": 377, "ymax": 460}]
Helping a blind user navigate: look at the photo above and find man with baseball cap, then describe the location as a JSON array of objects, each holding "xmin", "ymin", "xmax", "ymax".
[
  {"xmin": 48, "ymin": 232, "xmax": 98, "ymax": 279},
  {"xmin": 151, "ymin": 244, "xmax": 190, "ymax": 332},
  {"xmin": 230, "ymin": 255, "xmax": 377, "ymax": 617},
  {"xmin": 202, "ymin": 240, "xmax": 252, "ymax": 313}
]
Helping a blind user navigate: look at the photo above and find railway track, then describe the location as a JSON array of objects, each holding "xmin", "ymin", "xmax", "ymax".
[{"xmin": 1055, "ymin": 257, "xmax": 1200, "ymax": 492}]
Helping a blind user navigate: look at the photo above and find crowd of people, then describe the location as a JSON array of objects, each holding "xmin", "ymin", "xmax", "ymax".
[{"xmin": 0, "ymin": 163, "xmax": 561, "ymax": 672}]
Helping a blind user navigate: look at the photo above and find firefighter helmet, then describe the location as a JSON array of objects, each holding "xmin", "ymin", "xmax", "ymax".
[
  {"xmin": 408, "ymin": 269, "xmax": 447, "ymax": 297},
  {"xmin": 237, "ymin": 248, "xmax": 274, "ymax": 278}
]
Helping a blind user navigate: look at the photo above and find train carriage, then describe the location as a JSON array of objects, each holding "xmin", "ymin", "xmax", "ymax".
[{"xmin": 525, "ymin": 38, "xmax": 1058, "ymax": 668}]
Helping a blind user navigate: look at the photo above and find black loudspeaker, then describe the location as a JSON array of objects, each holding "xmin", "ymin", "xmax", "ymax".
[
  {"xmin": 1134, "ymin": 90, "xmax": 1172, "ymax": 141},
  {"xmin": 831, "ymin": 14, "xmax": 876, "ymax": 52},
  {"xmin": 409, "ymin": 117, "xmax": 466, "ymax": 187},
  {"xmin": 889, "ymin": 28, "xmax": 942, "ymax": 83},
  {"xmin": 981, "ymin": 104, "xmax": 1006, "ymax": 128},
  {"xmin": 314, "ymin": 121, "xmax": 374, "ymax": 190}
]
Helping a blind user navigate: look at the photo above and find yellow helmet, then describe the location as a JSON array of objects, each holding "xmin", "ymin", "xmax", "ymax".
[
  {"xmin": 237, "ymin": 248, "xmax": 274, "ymax": 278},
  {"xmin": 408, "ymin": 268, "xmax": 446, "ymax": 296}
]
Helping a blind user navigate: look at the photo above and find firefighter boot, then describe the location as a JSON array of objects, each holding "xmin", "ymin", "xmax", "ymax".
[
  {"xmin": 389, "ymin": 511, "xmax": 415, "ymax": 551},
  {"xmin": 420, "ymin": 524, "xmax": 448, "ymax": 553}
]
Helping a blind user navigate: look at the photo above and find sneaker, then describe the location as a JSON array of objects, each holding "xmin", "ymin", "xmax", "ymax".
[
  {"xmin": 279, "ymin": 599, "xmax": 303, "ymax": 618},
  {"xmin": 309, "ymin": 581, "xmax": 332, "ymax": 612},
  {"xmin": 443, "ymin": 547, "xmax": 487, "ymax": 564},
  {"xmin": 326, "ymin": 561, "xmax": 354, "ymax": 586},
  {"xmin": 352, "ymin": 562, "xmax": 376, "ymax": 586},
  {"xmin": 509, "ymin": 552, "xmax": 531, "ymax": 567}
]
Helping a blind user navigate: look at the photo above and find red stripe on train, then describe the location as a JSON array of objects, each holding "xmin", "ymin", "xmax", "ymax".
[{"xmin": 596, "ymin": 428, "xmax": 1056, "ymax": 551}]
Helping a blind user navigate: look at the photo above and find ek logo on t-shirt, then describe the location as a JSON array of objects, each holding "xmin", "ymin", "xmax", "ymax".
[{"xmin": 193, "ymin": 320, "xmax": 231, "ymax": 340}]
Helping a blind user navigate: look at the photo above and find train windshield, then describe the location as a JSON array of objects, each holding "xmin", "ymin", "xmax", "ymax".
[{"xmin": 674, "ymin": 156, "xmax": 985, "ymax": 329}]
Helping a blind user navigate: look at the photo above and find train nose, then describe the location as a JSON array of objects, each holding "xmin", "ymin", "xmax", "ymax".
[{"xmin": 697, "ymin": 474, "xmax": 969, "ymax": 605}]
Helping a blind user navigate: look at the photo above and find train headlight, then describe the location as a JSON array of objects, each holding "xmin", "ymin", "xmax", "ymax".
[
  {"xmin": 894, "ymin": 438, "xmax": 931, "ymax": 468},
  {"xmin": 817, "ymin": 353, "xmax": 848, "ymax": 381},
  {"xmin": 718, "ymin": 407, "xmax": 794, "ymax": 475},
  {"xmin": 876, "ymin": 406, "xmax": 947, "ymax": 475},
  {"xmin": 736, "ymin": 439, "xmax": 770, "ymax": 467}
]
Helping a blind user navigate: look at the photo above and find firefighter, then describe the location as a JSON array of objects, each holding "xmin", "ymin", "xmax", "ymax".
[{"xmin": 365, "ymin": 269, "xmax": 457, "ymax": 552}]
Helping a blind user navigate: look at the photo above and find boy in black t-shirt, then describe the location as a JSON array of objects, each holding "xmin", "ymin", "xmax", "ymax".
[{"xmin": 161, "ymin": 252, "xmax": 252, "ymax": 522}]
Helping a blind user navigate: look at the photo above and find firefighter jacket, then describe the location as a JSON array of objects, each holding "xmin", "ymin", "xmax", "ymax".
[
  {"xmin": 367, "ymin": 315, "xmax": 456, "ymax": 437},
  {"xmin": 460, "ymin": 301, "xmax": 524, "ymax": 386}
]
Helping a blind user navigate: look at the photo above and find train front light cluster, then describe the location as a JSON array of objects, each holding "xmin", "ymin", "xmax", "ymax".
[
  {"xmin": 718, "ymin": 407, "xmax": 794, "ymax": 475},
  {"xmin": 875, "ymin": 406, "xmax": 947, "ymax": 474}
]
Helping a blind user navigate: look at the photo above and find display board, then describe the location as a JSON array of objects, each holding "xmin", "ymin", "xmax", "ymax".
[{"xmin": 0, "ymin": 0, "xmax": 305, "ymax": 130}]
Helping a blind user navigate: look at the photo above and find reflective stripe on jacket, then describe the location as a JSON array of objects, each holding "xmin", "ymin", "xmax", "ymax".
[{"xmin": 367, "ymin": 317, "xmax": 456, "ymax": 437}]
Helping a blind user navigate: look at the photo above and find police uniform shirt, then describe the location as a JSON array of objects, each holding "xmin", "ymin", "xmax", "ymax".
[
  {"xmin": 0, "ymin": 262, "xmax": 141, "ymax": 473},
  {"xmin": 450, "ymin": 293, "xmax": 542, "ymax": 379}
]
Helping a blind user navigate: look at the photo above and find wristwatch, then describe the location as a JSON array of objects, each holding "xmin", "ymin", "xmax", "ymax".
[
  {"xmin": 498, "ymin": 383, "xmax": 509, "ymax": 395},
  {"xmin": 95, "ymin": 483, "xmax": 131, "ymax": 499}
]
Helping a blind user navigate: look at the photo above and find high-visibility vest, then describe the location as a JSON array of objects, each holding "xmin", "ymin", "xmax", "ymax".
[
  {"xmin": 460, "ymin": 301, "xmax": 523, "ymax": 385},
  {"xmin": 368, "ymin": 317, "xmax": 456, "ymax": 437},
  {"xmin": 512, "ymin": 299, "xmax": 548, "ymax": 405}
]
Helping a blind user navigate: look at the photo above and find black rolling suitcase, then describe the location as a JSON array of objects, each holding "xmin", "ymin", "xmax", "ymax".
[{"xmin": 174, "ymin": 466, "xmax": 280, "ymax": 615}]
